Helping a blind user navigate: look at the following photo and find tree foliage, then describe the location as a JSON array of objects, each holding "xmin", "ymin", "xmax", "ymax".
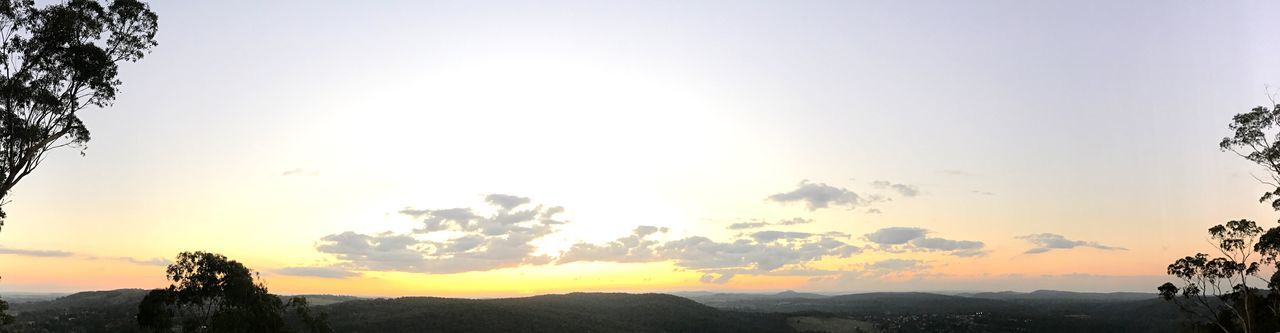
[
  {"xmin": 1222, "ymin": 103, "xmax": 1280, "ymax": 210},
  {"xmin": 0, "ymin": 295, "xmax": 13, "ymax": 333},
  {"xmin": 136, "ymin": 251, "xmax": 330, "ymax": 333},
  {"xmin": 1160, "ymin": 102, "xmax": 1280, "ymax": 333},
  {"xmin": 0, "ymin": 0, "xmax": 157, "ymax": 230}
]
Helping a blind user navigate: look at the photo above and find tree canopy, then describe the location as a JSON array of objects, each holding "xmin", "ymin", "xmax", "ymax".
[
  {"xmin": 0, "ymin": 0, "xmax": 158, "ymax": 231},
  {"xmin": 137, "ymin": 251, "xmax": 330, "ymax": 333},
  {"xmin": 1160, "ymin": 102, "xmax": 1280, "ymax": 333}
]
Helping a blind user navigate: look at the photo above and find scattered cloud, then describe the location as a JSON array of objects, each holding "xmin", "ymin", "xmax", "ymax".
[
  {"xmin": 726, "ymin": 218, "xmax": 813, "ymax": 230},
  {"xmin": 277, "ymin": 266, "xmax": 361, "ymax": 279},
  {"xmin": 866, "ymin": 208, "xmax": 882, "ymax": 214},
  {"xmin": 107, "ymin": 256, "xmax": 170, "ymax": 266},
  {"xmin": 749, "ymin": 231, "xmax": 813, "ymax": 243},
  {"xmin": 699, "ymin": 273, "xmax": 735, "ymax": 284},
  {"xmin": 776, "ymin": 218, "xmax": 813, "ymax": 226},
  {"xmin": 863, "ymin": 227, "xmax": 986, "ymax": 257},
  {"xmin": 484, "ymin": 194, "xmax": 531, "ymax": 210},
  {"xmin": 315, "ymin": 194, "xmax": 564, "ymax": 274},
  {"xmin": 768, "ymin": 180, "xmax": 880, "ymax": 210},
  {"xmin": 304, "ymin": 191, "xmax": 986, "ymax": 285},
  {"xmin": 910, "ymin": 238, "xmax": 986, "ymax": 257},
  {"xmin": 871, "ymin": 180, "xmax": 920, "ymax": 197},
  {"xmin": 971, "ymin": 190, "xmax": 995, "ymax": 196},
  {"xmin": 939, "ymin": 169, "xmax": 971, "ymax": 176},
  {"xmin": 656, "ymin": 234, "xmax": 860, "ymax": 280},
  {"xmin": 0, "ymin": 247, "xmax": 73, "ymax": 257},
  {"xmin": 726, "ymin": 221, "xmax": 769, "ymax": 230},
  {"xmin": 560, "ymin": 227, "xmax": 861, "ymax": 284},
  {"xmin": 558, "ymin": 226, "xmax": 668, "ymax": 264},
  {"xmin": 864, "ymin": 227, "xmax": 929, "ymax": 245},
  {"xmin": 1017, "ymin": 233, "xmax": 1126, "ymax": 254}
]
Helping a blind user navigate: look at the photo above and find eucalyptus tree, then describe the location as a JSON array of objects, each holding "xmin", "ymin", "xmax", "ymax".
[
  {"xmin": 1160, "ymin": 102, "xmax": 1280, "ymax": 333},
  {"xmin": 137, "ymin": 251, "xmax": 331, "ymax": 333},
  {"xmin": 0, "ymin": 1, "xmax": 157, "ymax": 329},
  {"xmin": 0, "ymin": 0, "xmax": 158, "ymax": 231}
]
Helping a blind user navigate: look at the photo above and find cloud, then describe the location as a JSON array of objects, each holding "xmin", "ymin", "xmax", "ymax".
[
  {"xmin": 656, "ymin": 234, "xmax": 860, "ymax": 277},
  {"xmin": 864, "ymin": 227, "xmax": 929, "ymax": 245},
  {"xmin": 726, "ymin": 218, "xmax": 813, "ymax": 230},
  {"xmin": 109, "ymin": 256, "xmax": 170, "ymax": 266},
  {"xmin": 484, "ymin": 194, "xmax": 531, "ymax": 210},
  {"xmin": 864, "ymin": 227, "xmax": 987, "ymax": 257},
  {"xmin": 277, "ymin": 266, "xmax": 361, "ymax": 279},
  {"xmin": 768, "ymin": 180, "xmax": 879, "ymax": 210},
  {"xmin": 1, "ymin": 249, "xmax": 169, "ymax": 266},
  {"xmin": 971, "ymin": 190, "xmax": 995, "ymax": 196},
  {"xmin": 866, "ymin": 208, "xmax": 882, "ymax": 214},
  {"xmin": 727, "ymin": 221, "xmax": 769, "ymax": 230},
  {"xmin": 0, "ymin": 247, "xmax": 73, "ymax": 257},
  {"xmin": 776, "ymin": 218, "xmax": 813, "ymax": 226},
  {"xmin": 699, "ymin": 273, "xmax": 735, "ymax": 284},
  {"xmin": 558, "ymin": 226, "xmax": 668, "ymax": 264},
  {"xmin": 1017, "ymin": 233, "xmax": 1126, "ymax": 254},
  {"xmin": 560, "ymin": 228, "xmax": 861, "ymax": 284},
  {"xmin": 750, "ymin": 231, "xmax": 813, "ymax": 243},
  {"xmin": 939, "ymin": 169, "xmax": 971, "ymax": 176},
  {"xmin": 910, "ymin": 238, "xmax": 985, "ymax": 257},
  {"xmin": 871, "ymin": 180, "xmax": 920, "ymax": 197},
  {"xmin": 314, "ymin": 194, "xmax": 565, "ymax": 274}
]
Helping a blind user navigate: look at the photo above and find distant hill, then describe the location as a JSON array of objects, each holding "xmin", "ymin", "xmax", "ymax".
[
  {"xmin": 317, "ymin": 292, "xmax": 795, "ymax": 333},
  {"xmin": 5, "ymin": 289, "xmax": 365, "ymax": 333},
  {"xmin": 287, "ymin": 294, "xmax": 364, "ymax": 306},
  {"xmin": 962, "ymin": 290, "xmax": 1156, "ymax": 302},
  {"xmin": 0, "ymin": 288, "xmax": 1197, "ymax": 333},
  {"xmin": 690, "ymin": 291, "xmax": 1020, "ymax": 314},
  {"xmin": 8, "ymin": 289, "xmax": 150, "ymax": 333},
  {"xmin": 678, "ymin": 290, "xmax": 829, "ymax": 307},
  {"xmin": 0, "ymin": 292, "xmax": 68, "ymax": 304},
  {"xmin": 685, "ymin": 291, "xmax": 1192, "ymax": 333}
]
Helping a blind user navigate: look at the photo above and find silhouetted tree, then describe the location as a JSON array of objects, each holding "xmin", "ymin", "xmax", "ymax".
[
  {"xmin": 1161, "ymin": 101, "xmax": 1280, "ymax": 333},
  {"xmin": 0, "ymin": 292, "xmax": 13, "ymax": 333},
  {"xmin": 0, "ymin": 0, "xmax": 158, "ymax": 231},
  {"xmin": 1159, "ymin": 220, "xmax": 1280, "ymax": 333},
  {"xmin": 136, "ymin": 251, "xmax": 330, "ymax": 333},
  {"xmin": 0, "ymin": 0, "xmax": 158, "ymax": 322}
]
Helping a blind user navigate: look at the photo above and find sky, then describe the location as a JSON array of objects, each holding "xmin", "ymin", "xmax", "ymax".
[{"xmin": 1, "ymin": 0, "xmax": 1279, "ymax": 296}]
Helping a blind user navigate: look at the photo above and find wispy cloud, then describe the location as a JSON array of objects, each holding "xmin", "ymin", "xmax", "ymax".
[
  {"xmin": 278, "ymin": 266, "xmax": 361, "ymax": 279},
  {"xmin": 106, "ymin": 256, "xmax": 170, "ymax": 266},
  {"xmin": 870, "ymin": 180, "xmax": 920, "ymax": 197},
  {"xmin": 1017, "ymin": 233, "xmax": 1126, "ymax": 254},
  {"xmin": 725, "ymin": 218, "xmax": 813, "ymax": 230},
  {"xmin": 0, "ymin": 247, "xmax": 73, "ymax": 257}
]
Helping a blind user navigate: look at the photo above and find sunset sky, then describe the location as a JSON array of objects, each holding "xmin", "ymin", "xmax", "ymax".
[{"xmin": 1, "ymin": 0, "xmax": 1279, "ymax": 297}]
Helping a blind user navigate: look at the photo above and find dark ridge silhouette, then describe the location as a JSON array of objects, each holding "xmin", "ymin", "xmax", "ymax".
[
  {"xmin": 3, "ymin": 288, "xmax": 1211, "ymax": 333},
  {"xmin": 685, "ymin": 291, "xmax": 1194, "ymax": 333},
  {"xmin": 10, "ymin": 289, "xmax": 149, "ymax": 313},
  {"xmin": 318, "ymin": 292, "xmax": 793, "ymax": 333},
  {"xmin": 962, "ymin": 290, "xmax": 1156, "ymax": 302}
]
